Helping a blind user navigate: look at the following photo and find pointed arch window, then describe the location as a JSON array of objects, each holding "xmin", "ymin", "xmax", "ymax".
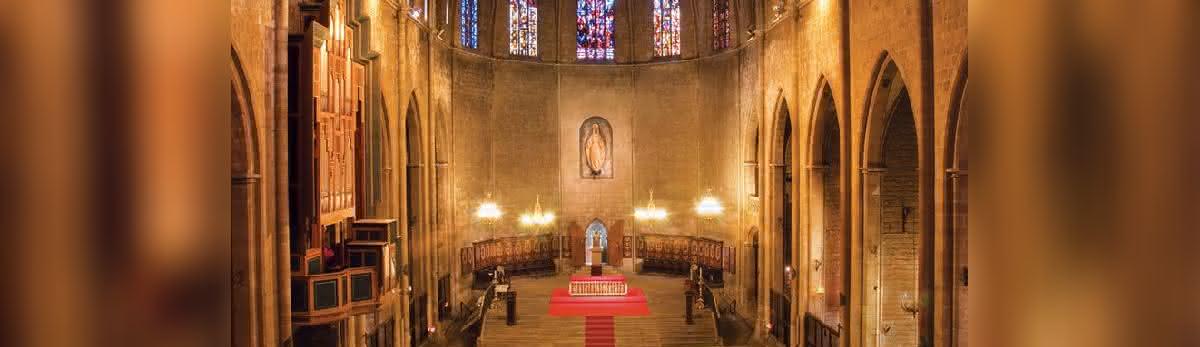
[
  {"xmin": 652, "ymin": 0, "xmax": 681, "ymax": 57},
  {"xmin": 712, "ymin": 0, "xmax": 732, "ymax": 50},
  {"xmin": 577, "ymin": 0, "xmax": 615, "ymax": 60},
  {"xmin": 509, "ymin": 0, "xmax": 539, "ymax": 56},
  {"xmin": 460, "ymin": 0, "xmax": 478, "ymax": 49}
]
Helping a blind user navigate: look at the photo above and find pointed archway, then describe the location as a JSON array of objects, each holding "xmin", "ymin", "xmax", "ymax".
[
  {"xmin": 806, "ymin": 80, "xmax": 847, "ymax": 336},
  {"xmin": 860, "ymin": 55, "xmax": 927, "ymax": 347},
  {"xmin": 231, "ymin": 50, "xmax": 263, "ymax": 347},
  {"xmin": 584, "ymin": 219, "xmax": 608, "ymax": 265},
  {"xmin": 942, "ymin": 58, "xmax": 968, "ymax": 347},
  {"xmin": 404, "ymin": 92, "xmax": 428, "ymax": 346},
  {"xmin": 768, "ymin": 95, "xmax": 794, "ymax": 346}
]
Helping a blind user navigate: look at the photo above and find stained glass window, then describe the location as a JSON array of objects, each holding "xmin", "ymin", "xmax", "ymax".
[
  {"xmin": 577, "ymin": 0, "xmax": 615, "ymax": 60},
  {"xmin": 653, "ymin": 0, "xmax": 681, "ymax": 57},
  {"xmin": 712, "ymin": 0, "xmax": 732, "ymax": 50},
  {"xmin": 460, "ymin": 0, "xmax": 478, "ymax": 49},
  {"xmin": 509, "ymin": 0, "xmax": 539, "ymax": 56}
]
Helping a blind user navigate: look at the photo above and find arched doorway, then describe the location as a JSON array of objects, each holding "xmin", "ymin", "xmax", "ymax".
[
  {"xmin": 861, "ymin": 57, "xmax": 923, "ymax": 347},
  {"xmin": 807, "ymin": 81, "xmax": 846, "ymax": 330},
  {"xmin": 584, "ymin": 219, "xmax": 608, "ymax": 265},
  {"xmin": 769, "ymin": 97, "xmax": 794, "ymax": 346}
]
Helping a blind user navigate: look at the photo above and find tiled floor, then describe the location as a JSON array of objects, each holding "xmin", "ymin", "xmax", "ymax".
[{"xmin": 478, "ymin": 267, "xmax": 722, "ymax": 347}]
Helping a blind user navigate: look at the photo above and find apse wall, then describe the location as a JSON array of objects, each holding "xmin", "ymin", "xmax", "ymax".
[{"xmin": 449, "ymin": 51, "xmax": 753, "ymax": 248}]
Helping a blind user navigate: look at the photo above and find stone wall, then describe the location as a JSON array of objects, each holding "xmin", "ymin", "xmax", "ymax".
[
  {"xmin": 448, "ymin": 55, "xmax": 747, "ymax": 245},
  {"xmin": 879, "ymin": 95, "xmax": 919, "ymax": 347}
]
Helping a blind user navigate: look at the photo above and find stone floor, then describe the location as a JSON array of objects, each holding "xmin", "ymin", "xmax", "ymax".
[{"xmin": 477, "ymin": 267, "xmax": 723, "ymax": 347}]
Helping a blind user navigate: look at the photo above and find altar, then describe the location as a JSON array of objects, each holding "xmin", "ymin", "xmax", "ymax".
[{"xmin": 546, "ymin": 274, "xmax": 649, "ymax": 316}]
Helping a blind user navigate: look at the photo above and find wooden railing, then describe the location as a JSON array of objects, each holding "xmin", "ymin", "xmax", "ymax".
[
  {"xmin": 291, "ymin": 266, "xmax": 379, "ymax": 325},
  {"xmin": 638, "ymin": 234, "xmax": 728, "ymax": 284},
  {"xmin": 468, "ymin": 235, "xmax": 556, "ymax": 276},
  {"xmin": 568, "ymin": 280, "xmax": 629, "ymax": 296}
]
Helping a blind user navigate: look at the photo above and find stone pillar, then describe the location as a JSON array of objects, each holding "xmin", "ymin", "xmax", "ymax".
[{"xmin": 861, "ymin": 168, "xmax": 885, "ymax": 347}]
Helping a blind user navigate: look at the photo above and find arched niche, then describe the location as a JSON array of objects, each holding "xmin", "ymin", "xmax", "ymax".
[
  {"xmin": 403, "ymin": 91, "xmax": 429, "ymax": 346},
  {"xmin": 805, "ymin": 80, "xmax": 846, "ymax": 329},
  {"xmin": 579, "ymin": 117, "xmax": 614, "ymax": 179},
  {"xmin": 768, "ymin": 94, "xmax": 794, "ymax": 346},
  {"xmin": 860, "ymin": 55, "xmax": 923, "ymax": 347},
  {"xmin": 584, "ymin": 219, "xmax": 609, "ymax": 265},
  {"xmin": 362, "ymin": 93, "xmax": 392, "ymax": 217}
]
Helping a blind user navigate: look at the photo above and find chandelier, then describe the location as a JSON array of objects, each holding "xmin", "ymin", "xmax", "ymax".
[
  {"xmin": 634, "ymin": 190, "xmax": 668, "ymax": 221},
  {"xmin": 475, "ymin": 193, "xmax": 503, "ymax": 225},
  {"xmin": 519, "ymin": 195, "xmax": 556, "ymax": 228},
  {"xmin": 695, "ymin": 189, "xmax": 725, "ymax": 219}
]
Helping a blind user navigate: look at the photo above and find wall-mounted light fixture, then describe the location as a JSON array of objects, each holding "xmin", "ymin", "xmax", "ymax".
[{"xmin": 900, "ymin": 292, "xmax": 919, "ymax": 317}]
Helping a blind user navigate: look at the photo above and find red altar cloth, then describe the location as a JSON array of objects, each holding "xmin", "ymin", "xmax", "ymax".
[
  {"xmin": 547, "ymin": 288, "xmax": 650, "ymax": 316},
  {"xmin": 569, "ymin": 275, "xmax": 626, "ymax": 282}
]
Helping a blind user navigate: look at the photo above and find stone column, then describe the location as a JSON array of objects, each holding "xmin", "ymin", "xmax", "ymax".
[{"xmin": 860, "ymin": 167, "xmax": 885, "ymax": 347}]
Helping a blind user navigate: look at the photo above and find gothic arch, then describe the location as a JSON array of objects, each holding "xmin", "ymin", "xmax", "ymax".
[
  {"xmin": 404, "ymin": 92, "xmax": 424, "ymax": 229},
  {"xmin": 768, "ymin": 91, "xmax": 795, "ymax": 346},
  {"xmin": 942, "ymin": 54, "xmax": 968, "ymax": 347},
  {"xmin": 804, "ymin": 78, "xmax": 847, "ymax": 328},
  {"xmin": 584, "ymin": 219, "xmax": 609, "ymax": 265},
  {"xmin": 858, "ymin": 52, "xmax": 927, "ymax": 347},
  {"xmin": 403, "ymin": 90, "xmax": 428, "ymax": 346},
  {"xmin": 231, "ymin": 48, "xmax": 263, "ymax": 347},
  {"xmin": 861, "ymin": 53, "xmax": 913, "ymax": 167}
]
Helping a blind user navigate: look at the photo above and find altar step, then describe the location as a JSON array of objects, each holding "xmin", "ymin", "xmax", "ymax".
[{"xmin": 477, "ymin": 269, "xmax": 723, "ymax": 347}]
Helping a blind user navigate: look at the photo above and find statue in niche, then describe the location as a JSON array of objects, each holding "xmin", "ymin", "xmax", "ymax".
[
  {"xmin": 579, "ymin": 117, "xmax": 613, "ymax": 178},
  {"xmin": 585, "ymin": 124, "xmax": 607, "ymax": 173}
]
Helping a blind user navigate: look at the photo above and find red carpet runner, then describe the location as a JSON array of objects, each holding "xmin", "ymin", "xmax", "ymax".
[{"xmin": 584, "ymin": 316, "xmax": 615, "ymax": 347}]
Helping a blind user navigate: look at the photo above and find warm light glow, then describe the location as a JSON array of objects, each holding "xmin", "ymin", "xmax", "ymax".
[
  {"xmin": 519, "ymin": 195, "xmax": 555, "ymax": 227},
  {"xmin": 634, "ymin": 190, "xmax": 668, "ymax": 221},
  {"xmin": 476, "ymin": 194, "xmax": 502, "ymax": 222},
  {"xmin": 695, "ymin": 189, "xmax": 724, "ymax": 217}
]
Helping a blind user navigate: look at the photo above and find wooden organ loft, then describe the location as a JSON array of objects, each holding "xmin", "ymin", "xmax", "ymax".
[{"xmin": 287, "ymin": 0, "xmax": 398, "ymax": 333}]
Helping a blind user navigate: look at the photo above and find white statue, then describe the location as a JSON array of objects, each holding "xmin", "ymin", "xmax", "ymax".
[{"xmin": 584, "ymin": 123, "xmax": 607, "ymax": 176}]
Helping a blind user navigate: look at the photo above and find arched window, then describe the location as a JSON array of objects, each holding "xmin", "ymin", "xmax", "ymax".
[
  {"xmin": 712, "ymin": 0, "xmax": 732, "ymax": 50},
  {"xmin": 577, "ymin": 0, "xmax": 615, "ymax": 60},
  {"xmin": 652, "ymin": 0, "xmax": 681, "ymax": 56},
  {"xmin": 460, "ymin": 0, "xmax": 478, "ymax": 49},
  {"xmin": 509, "ymin": 0, "xmax": 539, "ymax": 56}
]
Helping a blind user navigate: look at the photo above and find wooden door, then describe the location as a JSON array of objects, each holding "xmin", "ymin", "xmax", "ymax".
[
  {"xmin": 569, "ymin": 222, "xmax": 585, "ymax": 267},
  {"xmin": 607, "ymin": 220, "xmax": 624, "ymax": 267}
]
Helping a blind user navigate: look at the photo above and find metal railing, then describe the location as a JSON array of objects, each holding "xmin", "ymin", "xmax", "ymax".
[{"xmin": 803, "ymin": 313, "xmax": 841, "ymax": 347}]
